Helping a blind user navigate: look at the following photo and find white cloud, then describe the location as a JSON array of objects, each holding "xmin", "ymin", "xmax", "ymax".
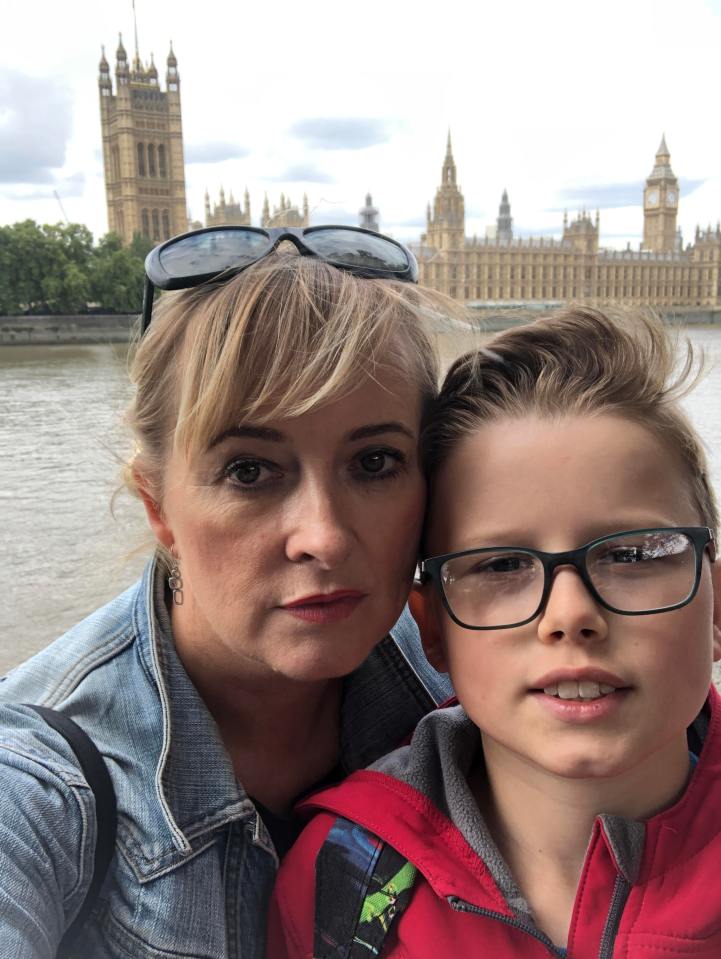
[{"xmin": 0, "ymin": 0, "xmax": 718, "ymax": 245}]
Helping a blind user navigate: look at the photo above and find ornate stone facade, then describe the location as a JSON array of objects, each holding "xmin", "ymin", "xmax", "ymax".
[
  {"xmin": 416, "ymin": 135, "xmax": 721, "ymax": 307},
  {"xmin": 98, "ymin": 37, "xmax": 187, "ymax": 244},
  {"xmin": 204, "ymin": 187, "xmax": 251, "ymax": 227},
  {"xmin": 260, "ymin": 194, "xmax": 309, "ymax": 228}
]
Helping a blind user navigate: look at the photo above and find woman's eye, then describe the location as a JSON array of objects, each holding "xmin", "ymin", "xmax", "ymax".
[
  {"xmin": 224, "ymin": 459, "xmax": 279, "ymax": 488},
  {"xmin": 355, "ymin": 449, "xmax": 406, "ymax": 479}
]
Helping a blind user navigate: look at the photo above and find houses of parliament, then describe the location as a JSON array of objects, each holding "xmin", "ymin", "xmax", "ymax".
[{"xmin": 98, "ymin": 37, "xmax": 720, "ymax": 308}]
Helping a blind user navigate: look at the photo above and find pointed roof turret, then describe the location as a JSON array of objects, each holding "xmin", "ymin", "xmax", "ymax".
[
  {"xmin": 496, "ymin": 188, "xmax": 513, "ymax": 244},
  {"xmin": 442, "ymin": 129, "xmax": 457, "ymax": 186},
  {"xmin": 116, "ymin": 33, "xmax": 127, "ymax": 62},
  {"xmin": 359, "ymin": 193, "xmax": 379, "ymax": 232},
  {"xmin": 648, "ymin": 133, "xmax": 676, "ymax": 182},
  {"xmin": 98, "ymin": 44, "xmax": 112, "ymax": 93},
  {"xmin": 167, "ymin": 41, "xmax": 177, "ymax": 68},
  {"xmin": 147, "ymin": 53, "xmax": 158, "ymax": 81}
]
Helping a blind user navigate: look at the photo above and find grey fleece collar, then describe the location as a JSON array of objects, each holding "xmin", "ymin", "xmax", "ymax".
[{"xmin": 368, "ymin": 704, "xmax": 709, "ymax": 916}]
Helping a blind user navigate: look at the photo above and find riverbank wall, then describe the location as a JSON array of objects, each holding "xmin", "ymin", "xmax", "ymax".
[
  {"xmin": 469, "ymin": 303, "xmax": 721, "ymax": 331},
  {"xmin": 0, "ymin": 314, "xmax": 138, "ymax": 346},
  {"xmin": 1, "ymin": 305, "xmax": 720, "ymax": 345}
]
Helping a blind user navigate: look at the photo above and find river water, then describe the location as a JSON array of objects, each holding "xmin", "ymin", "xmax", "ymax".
[{"xmin": 1, "ymin": 327, "xmax": 721, "ymax": 674}]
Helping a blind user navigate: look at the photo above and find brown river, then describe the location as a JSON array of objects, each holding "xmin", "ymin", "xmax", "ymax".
[{"xmin": 1, "ymin": 326, "xmax": 720, "ymax": 674}]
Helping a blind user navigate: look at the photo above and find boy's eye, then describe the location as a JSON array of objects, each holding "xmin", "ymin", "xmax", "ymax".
[{"xmin": 607, "ymin": 547, "xmax": 643, "ymax": 564}]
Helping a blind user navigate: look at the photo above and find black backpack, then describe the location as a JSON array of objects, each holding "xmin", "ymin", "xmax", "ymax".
[
  {"xmin": 24, "ymin": 705, "xmax": 117, "ymax": 958},
  {"xmin": 313, "ymin": 815, "xmax": 417, "ymax": 957}
]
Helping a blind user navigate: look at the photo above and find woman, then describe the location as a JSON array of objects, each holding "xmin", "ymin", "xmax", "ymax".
[{"xmin": 0, "ymin": 225, "xmax": 454, "ymax": 958}]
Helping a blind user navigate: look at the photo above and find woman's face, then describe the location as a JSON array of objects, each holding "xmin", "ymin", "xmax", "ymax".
[{"xmin": 142, "ymin": 369, "xmax": 426, "ymax": 683}]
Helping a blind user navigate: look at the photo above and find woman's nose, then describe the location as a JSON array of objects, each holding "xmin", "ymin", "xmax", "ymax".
[
  {"xmin": 536, "ymin": 567, "xmax": 608, "ymax": 645},
  {"xmin": 284, "ymin": 485, "xmax": 355, "ymax": 568}
]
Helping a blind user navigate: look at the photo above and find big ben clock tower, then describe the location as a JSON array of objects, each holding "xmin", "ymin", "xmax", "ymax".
[{"xmin": 642, "ymin": 135, "xmax": 679, "ymax": 253}]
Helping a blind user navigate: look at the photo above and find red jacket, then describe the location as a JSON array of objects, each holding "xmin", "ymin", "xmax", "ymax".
[{"xmin": 268, "ymin": 689, "xmax": 721, "ymax": 958}]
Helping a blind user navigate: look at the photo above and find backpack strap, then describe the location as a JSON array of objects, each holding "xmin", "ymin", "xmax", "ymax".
[
  {"xmin": 314, "ymin": 816, "xmax": 417, "ymax": 958},
  {"xmin": 24, "ymin": 704, "xmax": 117, "ymax": 957}
]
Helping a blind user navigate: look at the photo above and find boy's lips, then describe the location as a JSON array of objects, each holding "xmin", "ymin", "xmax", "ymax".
[
  {"xmin": 529, "ymin": 667, "xmax": 631, "ymax": 720},
  {"xmin": 531, "ymin": 667, "xmax": 628, "ymax": 691}
]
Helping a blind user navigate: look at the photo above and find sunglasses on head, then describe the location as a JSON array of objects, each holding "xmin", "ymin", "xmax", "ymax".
[{"xmin": 141, "ymin": 224, "xmax": 419, "ymax": 334}]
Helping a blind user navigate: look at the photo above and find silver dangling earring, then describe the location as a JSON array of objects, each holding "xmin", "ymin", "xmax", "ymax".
[{"xmin": 168, "ymin": 547, "xmax": 184, "ymax": 606}]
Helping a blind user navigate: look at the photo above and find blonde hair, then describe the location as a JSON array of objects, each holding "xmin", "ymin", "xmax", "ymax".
[
  {"xmin": 125, "ymin": 254, "xmax": 458, "ymax": 500},
  {"xmin": 423, "ymin": 306, "xmax": 718, "ymax": 532}
]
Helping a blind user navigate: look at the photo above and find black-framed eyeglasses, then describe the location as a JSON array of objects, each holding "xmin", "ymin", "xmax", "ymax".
[
  {"xmin": 141, "ymin": 224, "xmax": 419, "ymax": 334},
  {"xmin": 420, "ymin": 527, "xmax": 716, "ymax": 631}
]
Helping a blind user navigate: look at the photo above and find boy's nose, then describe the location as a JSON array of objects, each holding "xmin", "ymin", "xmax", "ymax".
[{"xmin": 537, "ymin": 567, "xmax": 608, "ymax": 645}]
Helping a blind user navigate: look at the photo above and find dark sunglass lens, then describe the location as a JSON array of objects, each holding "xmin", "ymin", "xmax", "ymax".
[
  {"xmin": 303, "ymin": 228, "xmax": 410, "ymax": 272},
  {"xmin": 588, "ymin": 530, "xmax": 696, "ymax": 612},
  {"xmin": 158, "ymin": 230, "xmax": 270, "ymax": 278},
  {"xmin": 441, "ymin": 550, "xmax": 544, "ymax": 628}
]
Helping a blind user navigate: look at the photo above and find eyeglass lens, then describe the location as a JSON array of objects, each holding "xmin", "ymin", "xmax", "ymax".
[
  {"xmin": 440, "ymin": 530, "xmax": 698, "ymax": 628},
  {"xmin": 158, "ymin": 229, "xmax": 270, "ymax": 278},
  {"xmin": 303, "ymin": 228, "xmax": 410, "ymax": 271}
]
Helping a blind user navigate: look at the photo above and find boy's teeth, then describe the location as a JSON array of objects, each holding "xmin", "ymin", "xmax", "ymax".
[{"xmin": 542, "ymin": 680, "xmax": 617, "ymax": 700}]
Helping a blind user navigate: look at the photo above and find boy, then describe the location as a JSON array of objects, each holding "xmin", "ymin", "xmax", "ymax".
[{"xmin": 268, "ymin": 307, "xmax": 721, "ymax": 958}]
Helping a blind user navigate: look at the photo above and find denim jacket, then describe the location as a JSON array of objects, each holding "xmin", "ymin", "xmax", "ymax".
[{"xmin": 0, "ymin": 557, "xmax": 451, "ymax": 958}]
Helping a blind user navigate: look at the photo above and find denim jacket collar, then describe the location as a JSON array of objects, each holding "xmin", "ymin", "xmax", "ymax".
[{"xmin": 129, "ymin": 556, "xmax": 443, "ymax": 876}]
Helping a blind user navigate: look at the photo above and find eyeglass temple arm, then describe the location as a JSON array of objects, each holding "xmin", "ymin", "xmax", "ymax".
[
  {"xmin": 708, "ymin": 529, "xmax": 716, "ymax": 562},
  {"xmin": 141, "ymin": 278, "xmax": 155, "ymax": 335}
]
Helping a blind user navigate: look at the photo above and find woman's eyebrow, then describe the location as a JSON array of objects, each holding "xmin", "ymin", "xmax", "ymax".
[
  {"xmin": 209, "ymin": 425, "xmax": 286, "ymax": 448},
  {"xmin": 347, "ymin": 422, "xmax": 415, "ymax": 442}
]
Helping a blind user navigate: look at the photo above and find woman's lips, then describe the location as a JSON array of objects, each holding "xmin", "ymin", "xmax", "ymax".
[{"xmin": 281, "ymin": 591, "xmax": 366, "ymax": 624}]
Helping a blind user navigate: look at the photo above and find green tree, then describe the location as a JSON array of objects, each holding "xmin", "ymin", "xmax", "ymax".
[
  {"xmin": 89, "ymin": 232, "xmax": 145, "ymax": 313},
  {"xmin": 0, "ymin": 221, "xmax": 148, "ymax": 315}
]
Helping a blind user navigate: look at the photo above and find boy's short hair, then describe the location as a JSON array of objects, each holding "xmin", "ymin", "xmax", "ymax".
[{"xmin": 422, "ymin": 306, "xmax": 718, "ymax": 533}]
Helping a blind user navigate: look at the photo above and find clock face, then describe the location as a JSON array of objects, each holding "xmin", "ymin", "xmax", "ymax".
[
  {"xmin": 647, "ymin": 190, "xmax": 659, "ymax": 206},
  {"xmin": 666, "ymin": 190, "xmax": 677, "ymax": 205}
]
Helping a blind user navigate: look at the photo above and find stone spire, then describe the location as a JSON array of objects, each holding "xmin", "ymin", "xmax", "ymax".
[
  {"xmin": 115, "ymin": 33, "xmax": 129, "ymax": 84},
  {"xmin": 359, "ymin": 193, "xmax": 379, "ymax": 232},
  {"xmin": 442, "ymin": 129, "xmax": 457, "ymax": 186},
  {"xmin": 166, "ymin": 41, "xmax": 179, "ymax": 90},
  {"xmin": 648, "ymin": 133, "xmax": 676, "ymax": 181},
  {"xmin": 496, "ymin": 188, "xmax": 513, "ymax": 244},
  {"xmin": 98, "ymin": 45, "xmax": 112, "ymax": 95},
  {"xmin": 424, "ymin": 132, "xmax": 465, "ymax": 251}
]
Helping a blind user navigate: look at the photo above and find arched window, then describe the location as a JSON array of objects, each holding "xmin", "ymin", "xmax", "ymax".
[
  {"xmin": 147, "ymin": 144, "xmax": 156, "ymax": 177},
  {"xmin": 137, "ymin": 143, "xmax": 146, "ymax": 177},
  {"xmin": 158, "ymin": 145, "xmax": 167, "ymax": 179},
  {"xmin": 152, "ymin": 209, "xmax": 160, "ymax": 240},
  {"xmin": 142, "ymin": 209, "xmax": 150, "ymax": 237},
  {"xmin": 112, "ymin": 147, "xmax": 120, "ymax": 180},
  {"xmin": 162, "ymin": 210, "xmax": 170, "ymax": 240}
]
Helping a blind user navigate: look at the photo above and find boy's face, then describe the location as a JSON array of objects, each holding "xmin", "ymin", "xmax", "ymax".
[{"xmin": 413, "ymin": 413, "xmax": 721, "ymax": 785}]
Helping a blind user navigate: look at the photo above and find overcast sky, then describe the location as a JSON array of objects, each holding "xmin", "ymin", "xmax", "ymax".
[{"xmin": 1, "ymin": 0, "xmax": 719, "ymax": 249}]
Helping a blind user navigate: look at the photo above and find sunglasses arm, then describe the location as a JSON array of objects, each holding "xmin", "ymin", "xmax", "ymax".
[{"xmin": 141, "ymin": 278, "xmax": 155, "ymax": 335}]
